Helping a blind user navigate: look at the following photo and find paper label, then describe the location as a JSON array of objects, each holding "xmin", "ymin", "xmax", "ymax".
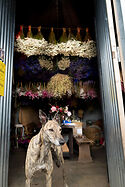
[
  {"xmin": 0, "ymin": 60, "xmax": 6, "ymax": 96},
  {"xmin": 77, "ymin": 128, "xmax": 82, "ymax": 135}
]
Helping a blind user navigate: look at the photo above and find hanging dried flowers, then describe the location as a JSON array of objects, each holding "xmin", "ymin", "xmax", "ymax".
[
  {"xmin": 16, "ymin": 83, "xmax": 53, "ymax": 100},
  {"xmin": 69, "ymin": 58, "xmax": 98, "ymax": 80},
  {"xmin": 38, "ymin": 57, "xmax": 53, "ymax": 70},
  {"xmin": 58, "ymin": 57, "xmax": 70, "ymax": 70},
  {"xmin": 15, "ymin": 37, "xmax": 96, "ymax": 58},
  {"xmin": 47, "ymin": 73, "xmax": 73, "ymax": 98},
  {"xmin": 15, "ymin": 38, "xmax": 48, "ymax": 57},
  {"xmin": 74, "ymin": 80, "xmax": 98, "ymax": 99}
]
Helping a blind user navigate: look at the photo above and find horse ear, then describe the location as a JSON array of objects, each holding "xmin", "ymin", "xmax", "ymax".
[{"xmin": 39, "ymin": 109, "xmax": 48, "ymax": 125}]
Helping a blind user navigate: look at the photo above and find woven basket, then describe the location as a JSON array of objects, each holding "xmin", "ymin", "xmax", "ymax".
[{"xmin": 83, "ymin": 125, "xmax": 101, "ymax": 141}]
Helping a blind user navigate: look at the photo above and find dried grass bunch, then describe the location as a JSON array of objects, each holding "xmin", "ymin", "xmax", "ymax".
[
  {"xmin": 47, "ymin": 73, "xmax": 73, "ymax": 98},
  {"xmin": 38, "ymin": 57, "xmax": 53, "ymax": 70},
  {"xmin": 58, "ymin": 57, "xmax": 70, "ymax": 70}
]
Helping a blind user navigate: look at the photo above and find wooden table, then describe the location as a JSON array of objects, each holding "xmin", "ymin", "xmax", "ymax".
[
  {"xmin": 75, "ymin": 136, "xmax": 93, "ymax": 162},
  {"xmin": 62, "ymin": 125, "xmax": 74, "ymax": 158}
]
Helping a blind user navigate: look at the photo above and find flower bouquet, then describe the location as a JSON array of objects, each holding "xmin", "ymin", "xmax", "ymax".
[{"xmin": 50, "ymin": 105, "xmax": 72, "ymax": 125}]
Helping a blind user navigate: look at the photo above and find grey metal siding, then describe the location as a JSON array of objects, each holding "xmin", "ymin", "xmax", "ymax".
[
  {"xmin": 112, "ymin": 0, "xmax": 125, "ymax": 91},
  {"xmin": 0, "ymin": 0, "xmax": 15, "ymax": 187},
  {"xmin": 95, "ymin": 0, "xmax": 125, "ymax": 186}
]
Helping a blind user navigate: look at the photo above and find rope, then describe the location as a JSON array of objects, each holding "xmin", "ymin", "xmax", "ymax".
[{"xmin": 16, "ymin": 25, "xmax": 85, "ymax": 30}]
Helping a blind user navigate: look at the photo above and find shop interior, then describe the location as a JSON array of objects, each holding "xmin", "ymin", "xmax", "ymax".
[{"xmin": 8, "ymin": 0, "xmax": 109, "ymax": 186}]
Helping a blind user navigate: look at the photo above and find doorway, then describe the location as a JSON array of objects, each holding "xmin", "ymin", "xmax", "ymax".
[
  {"xmin": 0, "ymin": 1, "xmax": 124, "ymax": 186},
  {"xmin": 8, "ymin": 0, "xmax": 110, "ymax": 187}
]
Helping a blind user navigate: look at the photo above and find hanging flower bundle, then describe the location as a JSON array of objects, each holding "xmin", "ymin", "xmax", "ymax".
[
  {"xmin": 57, "ymin": 57, "xmax": 70, "ymax": 70},
  {"xmin": 15, "ymin": 38, "xmax": 48, "ymax": 57},
  {"xmin": 38, "ymin": 57, "xmax": 53, "ymax": 70},
  {"xmin": 69, "ymin": 58, "xmax": 98, "ymax": 80},
  {"xmin": 47, "ymin": 73, "xmax": 73, "ymax": 98},
  {"xmin": 15, "ymin": 37, "xmax": 96, "ymax": 58},
  {"xmin": 16, "ymin": 83, "xmax": 53, "ymax": 100},
  {"xmin": 14, "ymin": 27, "xmax": 98, "ymax": 100},
  {"xmin": 14, "ymin": 55, "xmax": 42, "ymax": 78},
  {"xmin": 23, "ymin": 56, "xmax": 42, "ymax": 74},
  {"xmin": 74, "ymin": 80, "xmax": 98, "ymax": 99}
]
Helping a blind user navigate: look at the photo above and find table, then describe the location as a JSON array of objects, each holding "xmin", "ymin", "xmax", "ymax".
[
  {"xmin": 75, "ymin": 136, "xmax": 93, "ymax": 162},
  {"xmin": 62, "ymin": 125, "xmax": 74, "ymax": 158}
]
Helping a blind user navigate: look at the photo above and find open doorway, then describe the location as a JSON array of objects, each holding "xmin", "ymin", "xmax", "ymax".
[{"xmin": 8, "ymin": 0, "xmax": 109, "ymax": 186}]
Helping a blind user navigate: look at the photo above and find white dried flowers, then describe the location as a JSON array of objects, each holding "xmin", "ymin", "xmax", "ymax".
[{"xmin": 15, "ymin": 37, "xmax": 96, "ymax": 58}]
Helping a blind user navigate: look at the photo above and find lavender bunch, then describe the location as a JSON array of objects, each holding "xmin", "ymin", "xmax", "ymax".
[
  {"xmin": 24, "ymin": 56, "xmax": 42, "ymax": 74},
  {"xmin": 69, "ymin": 58, "xmax": 93, "ymax": 80}
]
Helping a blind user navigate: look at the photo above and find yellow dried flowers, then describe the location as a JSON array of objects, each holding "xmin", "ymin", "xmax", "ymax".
[{"xmin": 47, "ymin": 73, "xmax": 73, "ymax": 98}]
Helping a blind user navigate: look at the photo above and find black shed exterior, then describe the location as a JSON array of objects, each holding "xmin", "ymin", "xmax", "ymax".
[{"xmin": 0, "ymin": 0, "xmax": 125, "ymax": 187}]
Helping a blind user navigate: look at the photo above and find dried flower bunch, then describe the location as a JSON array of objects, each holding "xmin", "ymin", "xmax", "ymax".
[
  {"xmin": 70, "ymin": 58, "xmax": 93, "ymax": 80},
  {"xmin": 16, "ymin": 83, "xmax": 53, "ymax": 100},
  {"xmin": 47, "ymin": 73, "xmax": 73, "ymax": 98},
  {"xmin": 38, "ymin": 57, "xmax": 53, "ymax": 70},
  {"xmin": 15, "ymin": 37, "xmax": 96, "ymax": 58},
  {"xmin": 58, "ymin": 57, "xmax": 70, "ymax": 70},
  {"xmin": 15, "ymin": 38, "xmax": 48, "ymax": 57},
  {"xmin": 74, "ymin": 80, "xmax": 98, "ymax": 99},
  {"xmin": 57, "ymin": 40, "xmax": 96, "ymax": 58}
]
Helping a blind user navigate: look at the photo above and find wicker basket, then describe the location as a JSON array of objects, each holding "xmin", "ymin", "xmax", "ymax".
[{"xmin": 83, "ymin": 125, "xmax": 101, "ymax": 141}]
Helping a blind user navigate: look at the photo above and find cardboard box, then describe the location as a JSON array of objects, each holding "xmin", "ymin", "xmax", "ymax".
[{"xmin": 62, "ymin": 143, "xmax": 69, "ymax": 153}]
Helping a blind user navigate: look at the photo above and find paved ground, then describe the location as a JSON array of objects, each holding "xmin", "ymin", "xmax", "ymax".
[{"xmin": 8, "ymin": 146, "xmax": 109, "ymax": 187}]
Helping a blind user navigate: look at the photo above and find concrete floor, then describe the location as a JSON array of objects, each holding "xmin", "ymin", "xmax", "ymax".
[{"xmin": 8, "ymin": 146, "xmax": 109, "ymax": 187}]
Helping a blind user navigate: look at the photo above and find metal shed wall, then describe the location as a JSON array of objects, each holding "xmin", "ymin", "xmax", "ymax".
[
  {"xmin": 0, "ymin": 0, "xmax": 15, "ymax": 187},
  {"xmin": 95, "ymin": 0, "xmax": 125, "ymax": 186}
]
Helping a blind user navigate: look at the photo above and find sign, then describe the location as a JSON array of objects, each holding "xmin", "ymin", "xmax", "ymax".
[
  {"xmin": 0, "ymin": 48, "xmax": 4, "ymax": 61},
  {"xmin": 0, "ymin": 49, "xmax": 5, "ymax": 96}
]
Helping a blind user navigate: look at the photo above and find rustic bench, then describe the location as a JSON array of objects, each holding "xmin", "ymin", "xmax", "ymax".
[{"xmin": 74, "ymin": 135, "xmax": 93, "ymax": 162}]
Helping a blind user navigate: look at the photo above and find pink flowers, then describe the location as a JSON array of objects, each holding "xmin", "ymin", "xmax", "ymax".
[
  {"xmin": 16, "ymin": 87, "xmax": 53, "ymax": 100},
  {"xmin": 50, "ymin": 105, "xmax": 72, "ymax": 119},
  {"xmin": 51, "ymin": 106, "xmax": 57, "ymax": 112},
  {"xmin": 24, "ymin": 91, "xmax": 39, "ymax": 100},
  {"xmin": 42, "ymin": 90, "xmax": 53, "ymax": 98}
]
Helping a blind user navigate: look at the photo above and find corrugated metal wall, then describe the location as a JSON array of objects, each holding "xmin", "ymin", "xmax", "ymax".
[
  {"xmin": 95, "ymin": 0, "xmax": 125, "ymax": 186},
  {"xmin": 0, "ymin": 0, "xmax": 15, "ymax": 187},
  {"xmin": 112, "ymin": 0, "xmax": 125, "ymax": 92}
]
